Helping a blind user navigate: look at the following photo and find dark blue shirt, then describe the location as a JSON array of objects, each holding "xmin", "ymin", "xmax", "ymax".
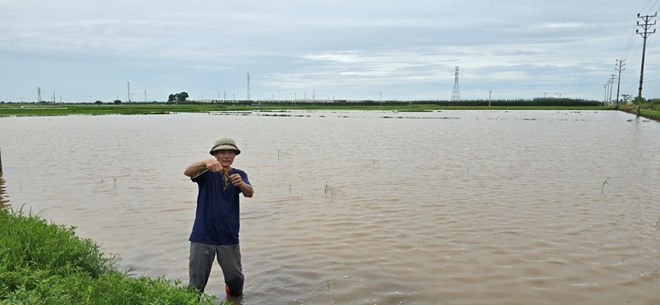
[{"xmin": 189, "ymin": 168, "xmax": 250, "ymax": 245}]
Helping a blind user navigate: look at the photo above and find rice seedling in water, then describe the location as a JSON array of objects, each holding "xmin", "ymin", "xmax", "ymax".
[{"xmin": 324, "ymin": 183, "xmax": 338, "ymax": 198}]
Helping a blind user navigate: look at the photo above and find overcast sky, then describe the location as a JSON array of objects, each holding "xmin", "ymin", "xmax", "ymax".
[{"xmin": 1, "ymin": 0, "xmax": 659, "ymax": 102}]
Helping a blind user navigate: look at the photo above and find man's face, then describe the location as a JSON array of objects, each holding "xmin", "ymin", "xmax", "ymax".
[{"xmin": 215, "ymin": 150, "xmax": 236, "ymax": 167}]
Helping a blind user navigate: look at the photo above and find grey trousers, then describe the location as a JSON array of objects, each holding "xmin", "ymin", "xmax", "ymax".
[{"xmin": 188, "ymin": 242, "xmax": 244, "ymax": 296}]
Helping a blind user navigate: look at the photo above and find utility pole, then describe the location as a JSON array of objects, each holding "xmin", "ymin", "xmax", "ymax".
[
  {"xmin": 608, "ymin": 74, "xmax": 616, "ymax": 103},
  {"xmin": 37, "ymin": 87, "xmax": 42, "ymax": 103},
  {"xmin": 127, "ymin": 81, "xmax": 132, "ymax": 103},
  {"xmin": 615, "ymin": 59, "xmax": 625, "ymax": 107},
  {"xmin": 636, "ymin": 12, "xmax": 656, "ymax": 116}
]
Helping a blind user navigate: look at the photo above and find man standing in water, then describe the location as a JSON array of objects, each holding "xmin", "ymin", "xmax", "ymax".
[{"xmin": 184, "ymin": 137, "xmax": 254, "ymax": 297}]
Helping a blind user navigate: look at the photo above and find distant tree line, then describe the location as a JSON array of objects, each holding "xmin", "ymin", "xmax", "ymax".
[
  {"xmin": 185, "ymin": 98, "xmax": 603, "ymax": 107},
  {"xmin": 161, "ymin": 97, "xmax": 605, "ymax": 107},
  {"xmin": 9, "ymin": 97, "xmax": 660, "ymax": 107}
]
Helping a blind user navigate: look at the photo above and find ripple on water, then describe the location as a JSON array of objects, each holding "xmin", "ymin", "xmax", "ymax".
[{"xmin": 0, "ymin": 111, "xmax": 659, "ymax": 304}]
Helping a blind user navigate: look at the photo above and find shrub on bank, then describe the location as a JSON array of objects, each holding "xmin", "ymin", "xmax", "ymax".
[
  {"xmin": 617, "ymin": 101, "xmax": 660, "ymax": 121},
  {"xmin": 0, "ymin": 207, "xmax": 217, "ymax": 305}
]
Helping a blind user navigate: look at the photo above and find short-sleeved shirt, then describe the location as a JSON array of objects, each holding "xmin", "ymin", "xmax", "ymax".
[{"xmin": 189, "ymin": 168, "xmax": 250, "ymax": 245}]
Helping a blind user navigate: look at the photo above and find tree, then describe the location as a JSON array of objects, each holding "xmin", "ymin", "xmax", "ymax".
[
  {"xmin": 113, "ymin": 99, "xmax": 122, "ymax": 104},
  {"xmin": 621, "ymin": 94, "xmax": 633, "ymax": 103},
  {"xmin": 176, "ymin": 92, "xmax": 189, "ymax": 102},
  {"xmin": 168, "ymin": 92, "xmax": 189, "ymax": 102}
]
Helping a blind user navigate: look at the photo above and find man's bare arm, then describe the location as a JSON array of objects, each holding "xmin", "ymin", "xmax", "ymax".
[{"xmin": 184, "ymin": 159, "xmax": 222, "ymax": 177}]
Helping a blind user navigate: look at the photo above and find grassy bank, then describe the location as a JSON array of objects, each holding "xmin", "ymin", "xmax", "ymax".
[
  {"xmin": 3, "ymin": 100, "xmax": 659, "ymax": 122},
  {"xmin": 0, "ymin": 100, "xmax": 609, "ymax": 117},
  {"xmin": 0, "ymin": 207, "xmax": 219, "ymax": 305},
  {"xmin": 617, "ymin": 100, "xmax": 660, "ymax": 121}
]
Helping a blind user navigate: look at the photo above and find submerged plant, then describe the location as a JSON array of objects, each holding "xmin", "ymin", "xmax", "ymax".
[{"xmin": 324, "ymin": 183, "xmax": 338, "ymax": 198}]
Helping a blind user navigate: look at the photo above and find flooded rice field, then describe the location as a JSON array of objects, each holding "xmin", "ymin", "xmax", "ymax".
[{"xmin": 0, "ymin": 110, "xmax": 659, "ymax": 305}]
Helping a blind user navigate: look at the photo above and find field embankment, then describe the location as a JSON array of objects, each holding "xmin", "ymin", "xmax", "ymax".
[
  {"xmin": 0, "ymin": 99, "xmax": 609, "ymax": 116},
  {"xmin": 0, "ymin": 207, "xmax": 219, "ymax": 305},
  {"xmin": 617, "ymin": 101, "xmax": 660, "ymax": 122},
  {"xmin": 3, "ymin": 99, "xmax": 659, "ymax": 122}
]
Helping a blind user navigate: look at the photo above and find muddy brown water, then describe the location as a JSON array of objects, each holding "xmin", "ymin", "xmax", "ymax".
[{"xmin": 0, "ymin": 110, "xmax": 658, "ymax": 305}]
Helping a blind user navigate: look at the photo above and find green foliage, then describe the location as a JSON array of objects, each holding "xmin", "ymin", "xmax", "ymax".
[
  {"xmin": 617, "ymin": 100, "xmax": 660, "ymax": 121},
  {"xmin": 177, "ymin": 92, "xmax": 189, "ymax": 102},
  {"xmin": 0, "ymin": 208, "xmax": 112, "ymax": 278},
  {"xmin": 0, "ymin": 100, "xmax": 646, "ymax": 119},
  {"xmin": 0, "ymin": 207, "xmax": 217, "ymax": 305},
  {"xmin": 649, "ymin": 99, "xmax": 660, "ymax": 111},
  {"xmin": 621, "ymin": 94, "xmax": 633, "ymax": 103},
  {"xmin": 168, "ymin": 92, "xmax": 189, "ymax": 102}
]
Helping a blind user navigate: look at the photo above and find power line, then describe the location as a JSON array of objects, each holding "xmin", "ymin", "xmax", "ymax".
[
  {"xmin": 622, "ymin": 6, "xmax": 644, "ymax": 61},
  {"xmin": 641, "ymin": 0, "xmax": 655, "ymax": 12},
  {"xmin": 608, "ymin": 74, "xmax": 616, "ymax": 103},
  {"xmin": 622, "ymin": 1, "xmax": 657, "ymax": 64},
  {"xmin": 635, "ymin": 12, "xmax": 657, "ymax": 115},
  {"xmin": 615, "ymin": 59, "xmax": 626, "ymax": 105}
]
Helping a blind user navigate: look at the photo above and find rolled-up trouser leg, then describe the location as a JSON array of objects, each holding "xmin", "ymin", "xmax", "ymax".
[
  {"xmin": 216, "ymin": 244, "xmax": 244, "ymax": 296},
  {"xmin": 188, "ymin": 242, "xmax": 216, "ymax": 293}
]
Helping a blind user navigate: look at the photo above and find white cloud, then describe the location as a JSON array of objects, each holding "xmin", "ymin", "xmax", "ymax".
[
  {"xmin": 536, "ymin": 22, "xmax": 585, "ymax": 30},
  {"xmin": 0, "ymin": 0, "xmax": 657, "ymax": 101}
]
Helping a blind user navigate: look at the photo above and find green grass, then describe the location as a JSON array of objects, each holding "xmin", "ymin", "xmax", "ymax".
[
  {"xmin": 0, "ymin": 100, "xmax": 610, "ymax": 117},
  {"xmin": 3, "ymin": 99, "xmax": 659, "ymax": 121},
  {"xmin": 617, "ymin": 100, "xmax": 660, "ymax": 121},
  {"xmin": 0, "ymin": 206, "xmax": 221, "ymax": 305}
]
